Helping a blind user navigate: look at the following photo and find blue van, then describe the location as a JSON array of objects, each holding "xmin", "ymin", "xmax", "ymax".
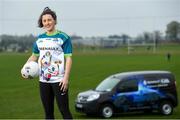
[{"xmin": 75, "ymin": 71, "xmax": 178, "ymax": 118}]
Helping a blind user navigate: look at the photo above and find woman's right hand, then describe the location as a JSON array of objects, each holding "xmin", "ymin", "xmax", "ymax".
[
  {"xmin": 21, "ymin": 67, "xmax": 29, "ymax": 79},
  {"xmin": 21, "ymin": 54, "xmax": 38, "ymax": 79}
]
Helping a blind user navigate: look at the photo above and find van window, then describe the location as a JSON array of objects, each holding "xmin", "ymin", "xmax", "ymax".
[
  {"xmin": 118, "ymin": 79, "xmax": 138, "ymax": 92},
  {"xmin": 96, "ymin": 77, "xmax": 120, "ymax": 92}
]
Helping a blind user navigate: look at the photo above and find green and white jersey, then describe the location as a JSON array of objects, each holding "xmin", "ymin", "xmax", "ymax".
[{"xmin": 33, "ymin": 30, "xmax": 72, "ymax": 83}]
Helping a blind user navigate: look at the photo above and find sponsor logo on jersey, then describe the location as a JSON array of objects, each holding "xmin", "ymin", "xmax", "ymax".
[{"xmin": 39, "ymin": 47, "xmax": 61, "ymax": 51}]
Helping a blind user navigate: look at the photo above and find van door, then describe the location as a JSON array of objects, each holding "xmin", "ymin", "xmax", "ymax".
[
  {"xmin": 140, "ymin": 75, "xmax": 163, "ymax": 106},
  {"xmin": 113, "ymin": 78, "xmax": 139, "ymax": 111}
]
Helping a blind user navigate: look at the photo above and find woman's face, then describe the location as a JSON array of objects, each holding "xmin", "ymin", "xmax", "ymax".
[{"xmin": 42, "ymin": 14, "xmax": 56, "ymax": 33}]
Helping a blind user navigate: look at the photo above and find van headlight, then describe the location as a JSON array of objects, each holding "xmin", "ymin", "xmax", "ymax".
[{"xmin": 87, "ymin": 93, "xmax": 100, "ymax": 102}]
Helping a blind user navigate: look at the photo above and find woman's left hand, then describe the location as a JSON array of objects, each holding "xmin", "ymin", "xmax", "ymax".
[
  {"xmin": 59, "ymin": 57, "xmax": 72, "ymax": 92},
  {"xmin": 59, "ymin": 78, "xmax": 68, "ymax": 92}
]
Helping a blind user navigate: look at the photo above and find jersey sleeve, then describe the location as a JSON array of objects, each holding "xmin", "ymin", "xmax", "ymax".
[
  {"xmin": 32, "ymin": 41, "xmax": 39, "ymax": 56},
  {"xmin": 62, "ymin": 36, "xmax": 72, "ymax": 57}
]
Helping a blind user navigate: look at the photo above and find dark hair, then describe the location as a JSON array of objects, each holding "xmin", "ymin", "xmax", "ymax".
[{"xmin": 38, "ymin": 7, "xmax": 57, "ymax": 28}]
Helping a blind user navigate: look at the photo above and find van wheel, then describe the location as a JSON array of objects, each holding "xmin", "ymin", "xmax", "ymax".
[
  {"xmin": 159, "ymin": 101, "xmax": 173, "ymax": 115},
  {"xmin": 100, "ymin": 104, "xmax": 114, "ymax": 118}
]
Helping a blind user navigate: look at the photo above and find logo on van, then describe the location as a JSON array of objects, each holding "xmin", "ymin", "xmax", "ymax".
[
  {"xmin": 160, "ymin": 78, "xmax": 170, "ymax": 84},
  {"xmin": 143, "ymin": 78, "xmax": 170, "ymax": 87}
]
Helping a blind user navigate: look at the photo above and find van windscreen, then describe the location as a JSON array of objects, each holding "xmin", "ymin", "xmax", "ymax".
[{"xmin": 95, "ymin": 76, "xmax": 120, "ymax": 92}]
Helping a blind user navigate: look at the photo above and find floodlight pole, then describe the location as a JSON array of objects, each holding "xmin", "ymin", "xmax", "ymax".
[
  {"xmin": 128, "ymin": 38, "xmax": 130, "ymax": 54},
  {"xmin": 153, "ymin": 34, "xmax": 156, "ymax": 53}
]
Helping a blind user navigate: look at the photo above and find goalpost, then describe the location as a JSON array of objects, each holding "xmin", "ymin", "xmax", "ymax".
[{"xmin": 127, "ymin": 37, "xmax": 156, "ymax": 54}]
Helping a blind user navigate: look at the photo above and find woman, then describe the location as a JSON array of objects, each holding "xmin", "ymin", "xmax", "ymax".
[{"xmin": 21, "ymin": 7, "xmax": 73, "ymax": 119}]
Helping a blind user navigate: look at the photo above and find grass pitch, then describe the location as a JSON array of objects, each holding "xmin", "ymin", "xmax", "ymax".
[{"xmin": 0, "ymin": 44, "xmax": 179, "ymax": 119}]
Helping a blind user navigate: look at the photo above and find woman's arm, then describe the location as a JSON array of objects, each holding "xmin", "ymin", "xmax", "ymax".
[
  {"xmin": 59, "ymin": 56, "xmax": 72, "ymax": 92},
  {"xmin": 26, "ymin": 54, "xmax": 38, "ymax": 63},
  {"xmin": 21, "ymin": 54, "xmax": 38, "ymax": 79}
]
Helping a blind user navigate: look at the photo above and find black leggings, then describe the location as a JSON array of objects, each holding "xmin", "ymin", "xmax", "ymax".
[{"xmin": 39, "ymin": 82, "xmax": 73, "ymax": 119}]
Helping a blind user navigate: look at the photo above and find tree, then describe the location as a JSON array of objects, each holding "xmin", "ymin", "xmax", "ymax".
[
  {"xmin": 121, "ymin": 34, "xmax": 130, "ymax": 45},
  {"xmin": 0, "ymin": 34, "xmax": 36, "ymax": 52},
  {"xmin": 135, "ymin": 34, "xmax": 144, "ymax": 44},
  {"xmin": 143, "ymin": 32, "xmax": 154, "ymax": 43},
  {"xmin": 153, "ymin": 30, "xmax": 162, "ymax": 47},
  {"xmin": 108, "ymin": 35, "xmax": 121, "ymax": 39},
  {"xmin": 166, "ymin": 21, "xmax": 180, "ymax": 42}
]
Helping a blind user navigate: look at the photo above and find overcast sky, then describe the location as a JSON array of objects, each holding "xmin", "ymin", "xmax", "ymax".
[{"xmin": 0, "ymin": 0, "xmax": 180, "ymax": 37}]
